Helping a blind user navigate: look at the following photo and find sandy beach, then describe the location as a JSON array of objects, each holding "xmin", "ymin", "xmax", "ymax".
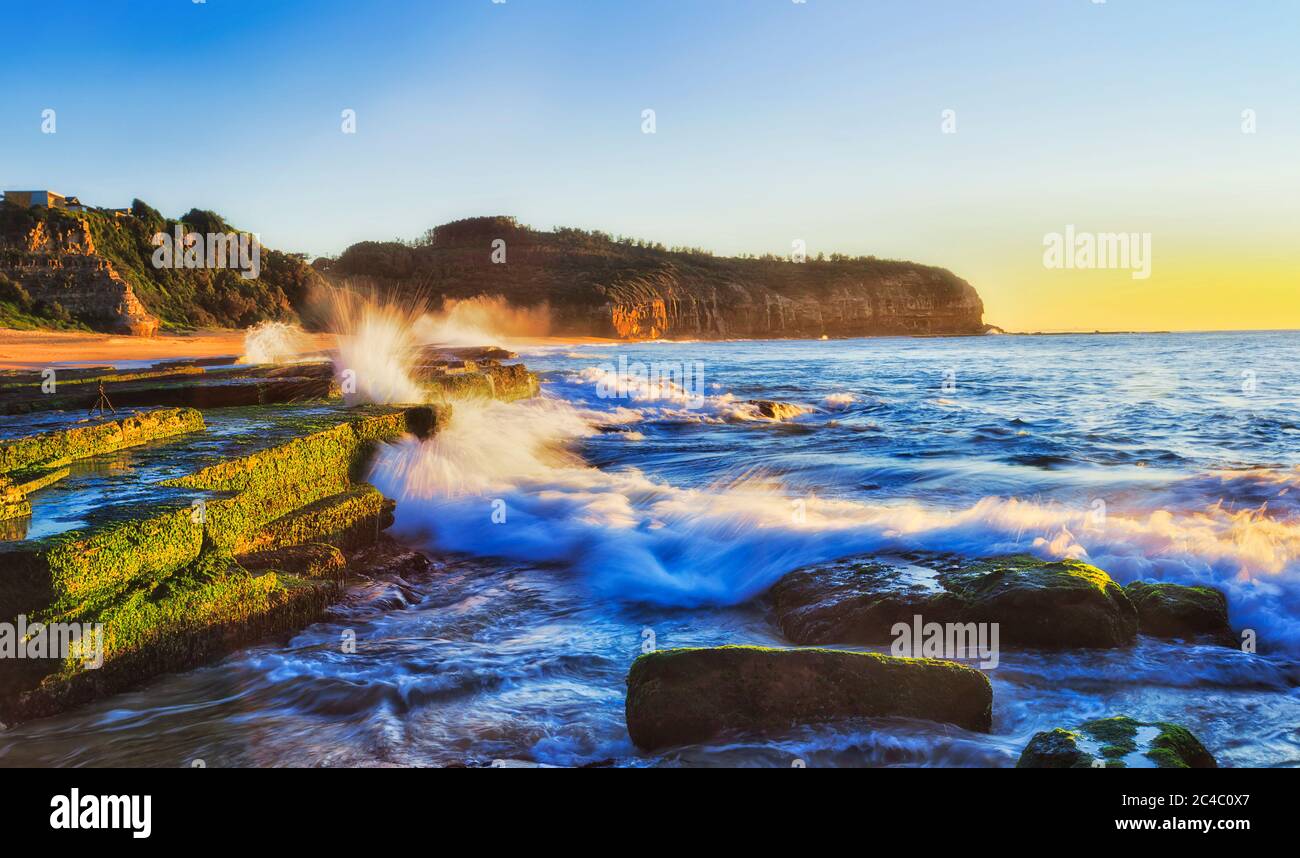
[
  {"xmin": 0, "ymin": 327, "xmax": 624, "ymax": 370},
  {"xmin": 0, "ymin": 328, "xmax": 321, "ymax": 370}
]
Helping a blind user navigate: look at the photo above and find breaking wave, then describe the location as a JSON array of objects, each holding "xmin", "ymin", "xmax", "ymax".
[{"xmin": 369, "ymin": 395, "xmax": 1300, "ymax": 653}]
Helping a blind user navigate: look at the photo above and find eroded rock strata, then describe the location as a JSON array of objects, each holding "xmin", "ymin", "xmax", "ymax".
[
  {"xmin": 0, "ymin": 200, "xmax": 320, "ymax": 334},
  {"xmin": 0, "ymin": 408, "xmax": 204, "ymax": 520},
  {"xmin": 0, "ymin": 356, "xmax": 539, "ymax": 415}
]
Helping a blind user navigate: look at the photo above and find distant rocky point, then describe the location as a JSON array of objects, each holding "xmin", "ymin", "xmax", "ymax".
[{"xmin": 323, "ymin": 216, "xmax": 987, "ymax": 339}]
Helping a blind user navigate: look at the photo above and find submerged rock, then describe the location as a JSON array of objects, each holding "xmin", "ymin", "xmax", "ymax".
[
  {"xmin": 746, "ymin": 399, "xmax": 808, "ymax": 420},
  {"xmin": 624, "ymin": 645, "xmax": 992, "ymax": 750},
  {"xmin": 1017, "ymin": 716, "xmax": 1217, "ymax": 768},
  {"xmin": 1125, "ymin": 581, "xmax": 1233, "ymax": 645},
  {"xmin": 770, "ymin": 554, "xmax": 1138, "ymax": 649}
]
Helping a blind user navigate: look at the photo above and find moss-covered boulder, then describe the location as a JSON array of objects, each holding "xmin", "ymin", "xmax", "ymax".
[
  {"xmin": 1017, "ymin": 716, "xmax": 1217, "ymax": 768},
  {"xmin": 1125, "ymin": 581, "xmax": 1233, "ymax": 645},
  {"xmin": 624, "ymin": 645, "xmax": 992, "ymax": 750},
  {"xmin": 770, "ymin": 554, "xmax": 1138, "ymax": 649}
]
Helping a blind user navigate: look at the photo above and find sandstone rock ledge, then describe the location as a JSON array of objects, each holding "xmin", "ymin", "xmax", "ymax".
[
  {"xmin": 0, "ymin": 407, "xmax": 204, "ymax": 520},
  {"xmin": 624, "ymin": 645, "xmax": 992, "ymax": 751},
  {"xmin": 0, "ymin": 405, "xmax": 441, "ymax": 723}
]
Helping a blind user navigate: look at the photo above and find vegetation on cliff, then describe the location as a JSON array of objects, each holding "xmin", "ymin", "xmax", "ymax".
[{"xmin": 0, "ymin": 200, "xmax": 321, "ymax": 332}]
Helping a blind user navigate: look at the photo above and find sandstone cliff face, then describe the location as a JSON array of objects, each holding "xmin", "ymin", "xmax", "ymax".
[
  {"xmin": 2, "ymin": 218, "xmax": 159, "ymax": 335},
  {"xmin": 578, "ymin": 267, "xmax": 984, "ymax": 339},
  {"xmin": 329, "ymin": 217, "xmax": 986, "ymax": 340}
]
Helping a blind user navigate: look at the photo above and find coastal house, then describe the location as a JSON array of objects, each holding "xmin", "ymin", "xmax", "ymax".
[
  {"xmin": 3, "ymin": 190, "xmax": 68, "ymax": 209},
  {"xmin": 3, "ymin": 190, "xmax": 110, "ymax": 214}
]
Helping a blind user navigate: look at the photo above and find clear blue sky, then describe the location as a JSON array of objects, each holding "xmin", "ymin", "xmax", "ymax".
[{"xmin": 2, "ymin": 1, "xmax": 1297, "ymax": 330}]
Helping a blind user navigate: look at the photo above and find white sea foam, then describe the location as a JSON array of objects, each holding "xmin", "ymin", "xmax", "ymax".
[
  {"xmin": 823, "ymin": 392, "xmax": 857, "ymax": 409},
  {"xmin": 368, "ymin": 394, "xmax": 1300, "ymax": 652},
  {"xmin": 331, "ymin": 296, "xmax": 1300, "ymax": 653},
  {"xmin": 567, "ymin": 366, "xmax": 808, "ymax": 423}
]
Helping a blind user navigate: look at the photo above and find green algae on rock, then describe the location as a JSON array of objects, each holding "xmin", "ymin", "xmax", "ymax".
[
  {"xmin": 420, "ymin": 361, "xmax": 539, "ymax": 403},
  {"xmin": 1, "ymin": 465, "xmax": 69, "ymax": 521},
  {"xmin": 240, "ymin": 485, "xmax": 395, "ymax": 555},
  {"xmin": 0, "ymin": 404, "xmax": 439, "ymax": 724},
  {"xmin": 238, "ymin": 543, "xmax": 347, "ymax": 580},
  {"xmin": 1125, "ymin": 581, "xmax": 1233, "ymax": 645},
  {"xmin": 1016, "ymin": 715, "xmax": 1217, "ymax": 768},
  {"xmin": 12, "ymin": 563, "xmax": 341, "ymax": 723},
  {"xmin": 770, "ymin": 554, "xmax": 1138, "ymax": 649},
  {"xmin": 624, "ymin": 644, "xmax": 992, "ymax": 751},
  {"xmin": 0, "ymin": 407, "xmax": 204, "ymax": 473}
]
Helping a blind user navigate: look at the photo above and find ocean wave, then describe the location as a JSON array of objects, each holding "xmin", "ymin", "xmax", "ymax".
[{"xmin": 369, "ymin": 395, "xmax": 1300, "ymax": 654}]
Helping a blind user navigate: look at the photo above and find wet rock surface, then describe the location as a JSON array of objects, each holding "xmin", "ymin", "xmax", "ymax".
[
  {"xmin": 624, "ymin": 645, "xmax": 992, "ymax": 750},
  {"xmin": 0, "ymin": 352, "xmax": 539, "ymax": 724},
  {"xmin": 746, "ymin": 399, "xmax": 809, "ymax": 420},
  {"xmin": 769, "ymin": 554, "xmax": 1139, "ymax": 649},
  {"xmin": 1125, "ymin": 581, "xmax": 1234, "ymax": 645},
  {"xmin": 1017, "ymin": 715, "xmax": 1217, "ymax": 768}
]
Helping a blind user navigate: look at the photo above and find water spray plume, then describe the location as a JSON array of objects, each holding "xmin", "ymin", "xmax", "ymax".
[
  {"xmin": 318, "ymin": 284, "xmax": 426, "ymax": 405},
  {"xmin": 240, "ymin": 321, "xmax": 312, "ymax": 365}
]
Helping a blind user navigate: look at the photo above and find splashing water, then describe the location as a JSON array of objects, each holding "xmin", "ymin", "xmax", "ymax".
[
  {"xmin": 240, "ymin": 321, "xmax": 311, "ymax": 365},
  {"xmin": 369, "ymin": 333, "xmax": 1300, "ymax": 655},
  {"xmin": 318, "ymin": 289, "xmax": 550, "ymax": 404},
  {"xmin": 4, "ymin": 331, "xmax": 1298, "ymax": 768},
  {"xmin": 370, "ymin": 397, "xmax": 1300, "ymax": 651},
  {"xmin": 413, "ymin": 295, "xmax": 551, "ymax": 346},
  {"xmin": 332, "ymin": 302, "xmax": 425, "ymax": 405}
]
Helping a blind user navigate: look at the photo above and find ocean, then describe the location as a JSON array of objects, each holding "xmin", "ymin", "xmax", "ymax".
[{"xmin": 2, "ymin": 332, "xmax": 1297, "ymax": 767}]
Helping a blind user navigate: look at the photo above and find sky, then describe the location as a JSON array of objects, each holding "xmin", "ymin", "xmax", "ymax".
[{"xmin": 1, "ymin": 0, "xmax": 1296, "ymax": 332}]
